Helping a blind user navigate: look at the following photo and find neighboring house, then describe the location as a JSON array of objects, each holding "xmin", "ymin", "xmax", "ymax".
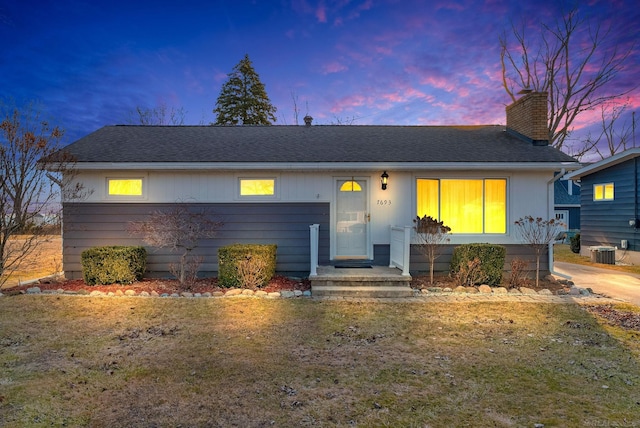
[
  {"xmin": 48, "ymin": 92, "xmax": 580, "ymax": 279},
  {"xmin": 554, "ymin": 173, "xmax": 581, "ymax": 237},
  {"xmin": 564, "ymin": 148, "xmax": 640, "ymax": 265}
]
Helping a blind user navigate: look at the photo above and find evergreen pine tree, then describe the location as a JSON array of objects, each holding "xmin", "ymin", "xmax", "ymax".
[{"xmin": 213, "ymin": 54, "xmax": 277, "ymax": 125}]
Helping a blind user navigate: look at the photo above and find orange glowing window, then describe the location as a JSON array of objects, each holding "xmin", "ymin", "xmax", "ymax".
[
  {"xmin": 416, "ymin": 178, "xmax": 506, "ymax": 234},
  {"xmin": 108, "ymin": 178, "xmax": 143, "ymax": 196},
  {"xmin": 593, "ymin": 183, "xmax": 614, "ymax": 201},
  {"xmin": 240, "ymin": 179, "xmax": 275, "ymax": 196}
]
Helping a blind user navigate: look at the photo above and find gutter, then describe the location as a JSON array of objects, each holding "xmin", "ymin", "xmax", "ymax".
[
  {"xmin": 46, "ymin": 161, "xmax": 581, "ymax": 172},
  {"xmin": 548, "ymin": 169, "xmax": 571, "ymax": 280}
]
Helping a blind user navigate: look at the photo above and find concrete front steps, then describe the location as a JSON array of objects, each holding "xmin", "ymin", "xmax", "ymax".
[{"xmin": 310, "ymin": 266, "xmax": 414, "ymax": 298}]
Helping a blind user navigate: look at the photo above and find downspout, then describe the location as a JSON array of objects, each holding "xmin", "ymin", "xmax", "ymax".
[{"xmin": 548, "ymin": 169, "xmax": 571, "ymax": 279}]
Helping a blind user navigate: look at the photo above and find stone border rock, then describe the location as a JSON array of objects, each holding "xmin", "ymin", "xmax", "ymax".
[
  {"xmin": 0, "ymin": 278, "xmax": 593, "ymax": 299},
  {"xmin": 1, "ymin": 286, "xmax": 312, "ymax": 299},
  {"xmin": 418, "ymin": 286, "xmax": 592, "ymax": 297},
  {"xmin": 417, "ymin": 278, "xmax": 594, "ymax": 297}
]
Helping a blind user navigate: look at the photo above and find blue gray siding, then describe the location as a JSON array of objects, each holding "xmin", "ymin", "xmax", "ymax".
[
  {"xmin": 579, "ymin": 158, "xmax": 640, "ymax": 251},
  {"xmin": 407, "ymin": 244, "xmax": 549, "ymax": 276},
  {"xmin": 62, "ymin": 202, "xmax": 330, "ymax": 279}
]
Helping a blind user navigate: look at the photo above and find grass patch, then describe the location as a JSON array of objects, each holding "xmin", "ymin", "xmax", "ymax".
[
  {"xmin": 554, "ymin": 244, "xmax": 640, "ymax": 275},
  {"xmin": 0, "ymin": 297, "xmax": 639, "ymax": 427},
  {"xmin": 1, "ymin": 236, "xmax": 61, "ymax": 289}
]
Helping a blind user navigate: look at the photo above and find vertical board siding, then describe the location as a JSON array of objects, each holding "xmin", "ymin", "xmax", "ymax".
[
  {"xmin": 580, "ymin": 159, "xmax": 639, "ymax": 252},
  {"xmin": 408, "ymin": 244, "xmax": 550, "ymax": 276},
  {"xmin": 63, "ymin": 202, "xmax": 330, "ymax": 279}
]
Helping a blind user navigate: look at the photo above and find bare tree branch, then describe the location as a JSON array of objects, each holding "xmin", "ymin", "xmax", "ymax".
[
  {"xmin": 501, "ymin": 8, "xmax": 635, "ymax": 153},
  {"xmin": 0, "ymin": 99, "xmax": 83, "ymax": 285}
]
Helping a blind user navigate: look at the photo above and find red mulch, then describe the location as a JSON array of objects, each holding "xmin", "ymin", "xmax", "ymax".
[{"xmin": 9, "ymin": 273, "xmax": 569, "ymax": 295}]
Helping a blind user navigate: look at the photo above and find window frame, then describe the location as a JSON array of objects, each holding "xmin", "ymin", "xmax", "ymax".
[
  {"xmin": 237, "ymin": 177, "xmax": 279, "ymax": 200},
  {"xmin": 415, "ymin": 177, "xmax": 508, "ymax": 235},
  {"xmin": 593, "ymin": 183, "xmax": 614, "ymax": 201},
  {"xmin": 105, "ymin": 176, "xmax": 147, "ymax": 200}
]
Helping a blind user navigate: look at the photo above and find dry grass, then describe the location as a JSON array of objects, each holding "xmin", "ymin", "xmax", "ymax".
[
  {"xmin": 0, "ymin": 297, "xmax": 639, "ymax": 427},
  {"xmin": 1, "ymin": 236, "xmax": 62, "ymax": 288}
]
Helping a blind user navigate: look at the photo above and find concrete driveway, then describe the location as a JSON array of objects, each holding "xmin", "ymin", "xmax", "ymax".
[{"xmin": 554, "ymin": 262, "xmax": 640, "ymax": 306}]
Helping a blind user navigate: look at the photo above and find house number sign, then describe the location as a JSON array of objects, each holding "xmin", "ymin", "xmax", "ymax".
[{"xmin": 376, "ymin": 199, "xmax": 392, "ymax": 206}]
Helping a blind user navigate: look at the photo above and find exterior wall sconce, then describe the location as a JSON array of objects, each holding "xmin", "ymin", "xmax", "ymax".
[
  {"xmin": 381, "ymin": 171, "xmax": 389, "ymax": 190},
  {"xmin": 630, "ymin": 219, "xmax": 639, "ymax": 228}
]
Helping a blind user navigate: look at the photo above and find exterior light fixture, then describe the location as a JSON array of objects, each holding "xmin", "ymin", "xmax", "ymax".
[{"xmin": 381, "ymin": 171, "xmax": 389, "ymax": 190}]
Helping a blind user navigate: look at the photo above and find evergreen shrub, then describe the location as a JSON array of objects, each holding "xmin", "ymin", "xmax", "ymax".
[
  {"xmin": 81, "ymin": 246, "xmax": 147, "ymax": 285},
  {"xmin": 218, "ymin": 244, "xmax": 277, "ymax": 288},
  {"xmin": 450, "ymin": 243, "xmax": 506, "ymax": 286}
]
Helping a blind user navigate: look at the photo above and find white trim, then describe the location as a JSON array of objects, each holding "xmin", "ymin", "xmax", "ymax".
[
  {"xmin": 62, "ymin": 161, "xmax": 581, "ymax": 172},
  {"xmin": 235, "ymin": 176, "xmax": 280, "ymax": 200},
  {"xmin": 565, "ymin": 148, "xmax": 640, "ymax": 180},
  {"xmin": 413, "ymin": 176, "xmax": 509, "ymax": 235},
  {"xmin": 104, "ymin": 174, "xmax": 148, "ymax": 201}
]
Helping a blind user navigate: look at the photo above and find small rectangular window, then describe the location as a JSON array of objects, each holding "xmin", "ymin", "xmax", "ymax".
[
  {"xmin": 108, "ymin": 178, "xmax": 143, "ymax": 196},
  {"xmin": 240, "ymin": 179, "xmax": 275, "ymax": 196},
  {"xmin": 593, "ymin": 183, "xmax": 614, "ymax": 201}
]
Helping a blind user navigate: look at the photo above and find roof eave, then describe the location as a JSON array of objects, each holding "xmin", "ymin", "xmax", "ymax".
[
  {"xmin": 564, "ymin": 148, "xmax": 640, "ymax": 180},
  {"xmin": 55, "ymin": 161, "xmax": 583, "ymax": 172}
]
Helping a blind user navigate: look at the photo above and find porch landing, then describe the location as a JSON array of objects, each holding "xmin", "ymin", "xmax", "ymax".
[{"xmin": 310, "ymin": 266, "xmax": 414, "ymax": 298}]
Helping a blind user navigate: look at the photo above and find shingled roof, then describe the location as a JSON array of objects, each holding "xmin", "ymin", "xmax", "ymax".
[{"xmin": 60, "ymin": 124, "xmax": 578, "ymax": 165}]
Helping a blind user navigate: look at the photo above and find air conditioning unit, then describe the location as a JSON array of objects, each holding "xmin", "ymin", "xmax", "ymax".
[{"xmin": 589, "ymin": 246, "xmax": 616, "ymax": 264}]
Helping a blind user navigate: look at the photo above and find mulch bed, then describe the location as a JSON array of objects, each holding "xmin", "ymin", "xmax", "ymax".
[{"xmin": 9, "ymin": 273, "xmax": 568, "ymax": 295}]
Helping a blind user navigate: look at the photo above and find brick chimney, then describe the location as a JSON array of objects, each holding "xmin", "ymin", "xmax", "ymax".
[{"xmin": 505, "ymin": 91, "xmax": 549, "ymax": 146}]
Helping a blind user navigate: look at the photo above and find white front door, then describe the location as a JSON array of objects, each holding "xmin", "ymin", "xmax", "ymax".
[{"xmin": 335, "ymin": 178, "xmax": 370, "ymax": 259}]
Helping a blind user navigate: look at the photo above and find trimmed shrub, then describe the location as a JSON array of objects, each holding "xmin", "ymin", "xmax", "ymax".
[
  {"xmin": 81, "ymin": 246, "xmax": 147, "ymax": 285},
  {"xmin": 218, "ymin": 244, "xmax": 277, "ymax": 288},
  {"xmin": 570, "ymin": 233, "xmax": 581, "ymax": 254},
  {"xmin": 450, "ymin": 243, "xmax": 506, "ymax": 286}
]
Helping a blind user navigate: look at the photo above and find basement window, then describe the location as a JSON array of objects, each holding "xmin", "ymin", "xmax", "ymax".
[{"xmin": 593, "ymin": 183, "xmax": 614, "ymax": 201}]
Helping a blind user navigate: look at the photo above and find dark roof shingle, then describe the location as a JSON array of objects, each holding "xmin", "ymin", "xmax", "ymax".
[{"xmin": 61, "ymin": 125, "xmax": 578, "ymax": 164}]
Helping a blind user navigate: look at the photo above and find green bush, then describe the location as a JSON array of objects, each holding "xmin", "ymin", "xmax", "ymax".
[
  {"xmin": 218, "ymin": 244, "xmax": 277, "ymax": 288},
  {"xmin": 450, "ymin": 243, "xmax": 506, "ymax": 286},
  {"xmin": 570, "ymin": 233, "xmax": 581, "ymax": 254},
  {"xmin": 81, "ymin": 246, "xmax": 147, "ymax": 285}
]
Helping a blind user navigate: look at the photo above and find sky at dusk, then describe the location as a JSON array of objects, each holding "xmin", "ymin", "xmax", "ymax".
[{"xmin": 1, "ymin": 0, "xmax": 639, "ymax": 154}]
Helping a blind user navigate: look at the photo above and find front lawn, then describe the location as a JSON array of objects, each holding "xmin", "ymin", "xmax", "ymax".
[{"xmin": 1, "ymin": 297, "xmax": 639, "ymax": 427}]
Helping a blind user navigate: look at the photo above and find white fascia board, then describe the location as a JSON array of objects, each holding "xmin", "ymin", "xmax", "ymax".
[
  {"xmin": 65, "ymin": 161, "xmax": 582, "ymax": 172},
  {"xmin": 564, "ymin": 148, "xmax": 640, "ymax": 180}
]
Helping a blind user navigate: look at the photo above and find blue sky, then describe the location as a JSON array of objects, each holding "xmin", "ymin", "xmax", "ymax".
[{"xmin": 1, "ymin": 0, "xmax": 638, "ymax": 151}]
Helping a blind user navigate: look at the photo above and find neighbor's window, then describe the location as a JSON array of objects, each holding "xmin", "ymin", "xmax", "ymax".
[
  {"xmin": 416, "ymin": 178, "xmax": 507, "ymax": 234},
  {"xmin": 108, "ymin": 178, "xmax": 143, "ymax": 196},
  {"xmin": 593, "ymin": 183, "xmax": 614, "ymax": 201},
  {"xmin": 240, "ymin": 178, "xmax": 275, "ymax": 196}
]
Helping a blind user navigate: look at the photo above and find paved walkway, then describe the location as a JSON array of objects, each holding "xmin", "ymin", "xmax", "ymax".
[{"xmin": 554, "ymin": 262, "xmax": 640, "ymax": 306}]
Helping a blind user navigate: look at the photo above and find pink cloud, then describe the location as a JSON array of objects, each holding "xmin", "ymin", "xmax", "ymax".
[
  {"xmin": 316, "ymin": 3, "xmax": 327, "ymax": 22},
  {"xmin": 419, "ymin": 75, "xmax": 458, "ymax": 93},
  {"xmin": 321, "ymin": 61, "xmax": 348, "ymax": 74}
]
